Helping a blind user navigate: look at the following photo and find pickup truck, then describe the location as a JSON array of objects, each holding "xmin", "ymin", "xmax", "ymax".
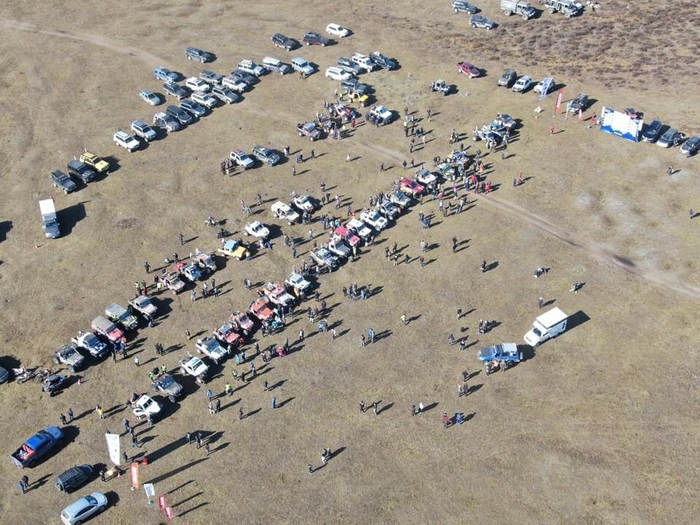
[
  {"xmin": 128, "ymin": 295, "xmax": 157, "ymax": 319},
  {"xmin": 196, "ymin": 336, "xmax": 228, "ymax": 364},
  {"xmin": 297, "ymin": 122, "xmax": 321, "ymax": 141},
  {"xmin": 105, "ymin": 302, "xmax": 139, "ymax": 331},
  {"xmin": 162, "ymin": 272, "xmax": 186, "ymax": 294},
  {"xmin": 263, "ymin": 282, "xmax": 295, "ymax": 307},
  {"xmin": 271, "ymin": 201, "xmax": 300, "ymax": 224},
  {"xmin": 71, "ymin": 331, "xmax": 109, "ymax": 358},
  {"xmin": 174, "ymin": 261, "xmax": 203, "ymax": 282},
  {"xmin": 195, "ymin": 252, "xmax": 217, "ymax": 273},
  {"xmin": 180, "ymin": 355, "xmax": 209, "ymax": 384},
  {"xmin": 11, "ymin": 426, "xmax": 64, "ymax": 469},
  {"xmin": 91, "ymin": 316, "xmax": 124, "ymax": 344}
]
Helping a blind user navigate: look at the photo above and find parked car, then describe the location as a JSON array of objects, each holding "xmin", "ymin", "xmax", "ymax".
[
  {"xmin": 310, "ymin": 247, "xmax": 340, "ymax": 270},
  {"xmin": 79, "ymin": 150, "xmax": 109, "ymax": 173},
  {"xmin": 42, "ymin": 374, "xmax": 67, "ymax": 395},
  {"xmin": 326, "ymin": 66, "xmax": 353, "ymax": 81},
  {"xmin": 162, "ymin": 272, "xmax": 186, "ymax": 294},
  {"xmin": 292, "ymin": 194, "xmax": 316, "ymax": 213},
  {"xmin": 452, "ymin": 0, "xmax": 478, "ymax": 13},
  {"xmin": 337, "ymin": 57, "xmax": 364, "ymax": 76},
  {"xmin": 195, "ymin": 337, "xmax": 228, "ymax": 365},
  {"xmin": 154, "ymin": 67, "xmax": 178, "ymax": 81},
  {"xmin": 55, "ymin": 465, "xmax": 94, "ymax": 493},
  {"xmin": 53, "ymin": 345, "xmax": 85, "ymax": 373},
  {"xmin": 399, "ymin": 178, "xmax": 425, "ymax": 196},
  {"xmin": 230, "ymin": 69, "xmax": 258, "ymax": 85},
  {"xmin": 368, "ymin": 105, "xmax": 393, "ymax": 125},
  {"xmin": 200, "ymin": 70, "xmax": 223, "ymax": 85},
  {"xmin": 195, "ymin": 252, "xmax": 217, "ymax": 273},
  {"xmin": 230, "ymin": 149, "xmax": 255, "ymax": 169},
  {"xmin": 657, "ymin": 128, "xmax": 685, "ymax": 148},
  {"xmin": 566, "ymin": 93, "xmax": 589, "ymax": 113},
  {"xmin": 340, "ymin": 77, "xmax": 369, "ymax": 95},
  {"xmin": 152, "ymin": 373, "xmax": 183, "ymax": 402},
  {"xmin": 457, "ymin": 61, "xmax": 480, "ymax": 78},
  {"xmin": 189, "ymin": 91, "xmax": 217, "ymax": 109},
  {"xmin": 222, "ymin": 76, "xmax": 248, "ymax": 93},
  {"xmin": 641, "ymin": 120, "xmax": 663, "ymax": 143},
  {"xmin": 360, "ymin": 209, "xmax": 388, "ymax": 230},
  {"xmin": 271, "ymin": 201, "xmax": 301, "ymax": 224},
  {"xmin": 333, "ymin": 225, "xmax": 361, "ymax": 247},
  {"xmin": 165, "ymin": 105, "xmax": 193, "ymax": 126},
  {"xmin": 470, "ymin": 14, "xmax": 496, "ymax": 29},
  {"xmin": 263, "ymin": 282, "xmax": 295, "ymax": 307},
  {"xmin": 113, "ymin": 131, "xmax": 140, "ymax": 152},
  {"xmin": 252, "ymin": 145, "xmax": 281, "ymax": 166},
  {"xmin": 370, "ymin": 51, "xmax": 396, "ymax": 70},
  {"xmin": 66, "ymin": 160, "xmax": 96, "ymax": 184},
  {"xmin": 180, "ymin": 99, "xmax": 207, "ymax": 118},
  {"xmin": 163, "ymin": 81, "xmax": 188, "ymax": 99},
  {"xmin": 153, "ymin": 112, "xmax": 180, "ymax": 132},
  {"xmin": 218, "ymin": 239, "xmax": 250, "ymax": 260},
  {"xmin": 91, "ymin": 316, "xmax": 124, "ymax": 343},
  {"xmin": 131, "ymin": 394, "xmax": 161, "ymax": 419},
  {"xmin": 230, "ymin": 311, "xmax": 255, "ymax": 335},
  {"xmin": 71, "ymin": 331, "xmax": 109, "ymax": 358},
  {"xmin": 477, "ymin": 343, "xmax": 522, "ymax": 363},
  {"xmin": 211, "ymin": 85, "xmax": 240, "ymax": 104},
  {"xmin": 139, "ymin": 89, "xmax": 161, "ymax": 106},
  {"xmin": 60, "ymin": 492, "xmax": 108, "ymax": 525},
  {"xmin": 173, "ymin": 261, "xmax": 203, "ymax": 282},
  {"xmin": 513, "ymin": 75, "xmax": 533, "ymax": 93},
  {"xmin": 498, "ymin": 69, "xmax": 517, "ymax": 87},
  {"xmin": 291, "ymin": 57, "xmax": 314, "ymax": 77},
  {"xmin": 389, "ymin": 190, "xmax": 412, "ymax": 209},
  {"xmin": 186, "ymin": 46, "xmax": 213, "ymax": 63},
  {"xmin": 130, "ymin": 120, "xmax": 157, "ymax": 142},
  {"xmin": 328, "ymin": 239, "xmax": 352, "ymax": 258},
  {"xmin": 346, "ymin": 218, "xmax": 373, "ymax": 241},
  {"xmin": 50, "ymin": 170, "xmax": 77, "ymax": 194},
  {"xmin": 214, "ymin": 324, "xmax": 243, "ymax": 348},
  {"xmin": 297, "ymin": 121, "xmax": 321, "ymax": 140},
  {"xmin": 377, "ymin": 199, "xmax": 401, "ymax": 220},
  {"xmin": 415, "ymin": 168, "xmax": 438, "ymax": 188},
  {"xmin": 326, "ymin": 22, "xmax": 350, "ymax": 37},
  {"xmin": 271, "ymin": 33, "xmax": 296, "ymax": 51},
  {"xmin": 533, "ymin": 77, "xmax": 556, "ymax": 95},
  {"xmin": 286, "ymin": 273, "xmax": 312, "ymax": 294},
  {"xmin": 11, "ymin": 426, "xmax": 64, "ymax": 468},
  {"xmin": 128, "ymin": 295, "xmax": 158, "ymax": 319},
  {"xmin": 104, "ymin": 302, "xmax": 139, "ymax": 331},
  {"xmin": 249, "ymin": 298, "xmax": 275, "ymax": 322},
  {"xmin": 262, "ymin": 57, "xmax": 291, "ymax": 75},
  {"xmin": 303, "ymin": 31, "xmax": 330, "ymax": 46},
  {"xmin": 351, "ymin": 53, "xmax": 377, "ymax": 73},
  {"xmin": 185, "ymin": 77, "xmax": 210, "ymax": 92},
  {"xmin": 244, "ymin": 221, "xmax": 270, "ymax": 238},
  {"xmin": 238, "ymin": 59, "xmax": 266, "ymax": 77},
  {"xmin": 680, "ymin": 136, "xmax": 700, "ymax": 156}
]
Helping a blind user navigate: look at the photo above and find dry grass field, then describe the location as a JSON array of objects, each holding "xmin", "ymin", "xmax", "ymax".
[{"xmin": 0, "ymin": 1, "xmax": 699, "ymax": 524}]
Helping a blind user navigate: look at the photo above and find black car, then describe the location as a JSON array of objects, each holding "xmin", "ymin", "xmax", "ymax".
[
  {"xmin": 567, "ymin": 93, "xmax": 589, "ymax": 113},
  {"xmin": 340, "ymin": 78, "xmax": 369, "ymax": 95},
  {"xmin": 50, "ymin": 170, "xmax": 77, "ymax": 194},
  {"xmin": 180, "ymin": 99, "xmax": 207, "ymax": 118},
  {"xmin": 303, "ymin": 31, "xmax": 330, "ymax": 47},
  {"xmin": 55, "ymin": 465, "xmax": 94, "ymax": 493},
  {"xmin": 163, "ymin": 81, "xmax": 189, "ymax": 100},
  {"xmin": 230, "ymin": 69, "xmax": 258, "ymax": 86},
  {"xmin": 371, "ymin": 52, "xmax": 397, "ymax": 71},
  {"xmin": 67, "ymin": 160, "xmax": 96, "ymax": 184},
  {"xmin": 337, "ymin": 57, "xmax": 364, "ymax": 76},
  {"xmin": 186, "ymin": 47, "xmax": 213, "ymax": 63},
  {"xmin": 452, "ymin": 0, "xmax": 478, "ymax": 13},
  {"xmin": 497, "ymin": 69, "xmax": 517, "ymax": 87},
  {"xmin": 165, "ymin": 105, "xmax": 193, "ymax": 126},
  {"xmin": 641, "ymin": 120, "xmax": 663, "ymax": 143},
  {"xmin": 200, "ymin": 70, "xmax": 223, "ymax": 85},
  {"xmin": 42, "ymin": 374, "xmax": 67, "ymax": 395},
  {"xmin": 271, "ymin": 33, "xmax": 296, "ymax": 51}
]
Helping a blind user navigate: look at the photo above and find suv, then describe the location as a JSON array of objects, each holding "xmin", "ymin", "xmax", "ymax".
[
  {"xmin": 452, "ymin": 1, "xmax": 478, "ymax": 13},
  {"xmin": 337, "ymin": 57, "xmax": 364, "ymax": 76},
  {"xmin": 513, "ymin": 75, "xmax": 533, "ymax": 93},
  {"xmin": 191, "ymin": 91, "xmax": 218, "ymax": 109},
  {"xmin": 163, "ymin": 81, "xmax": 188, "ymax": 100},
  {"xmin": 55, "ymin": 465, "xmax": 94, "ymax": 493},
  {"xmin": 211, "ymin": 85, "xmax": 240, "ymax": 104},
  {"xmin": 272, "ymin": 33, "xmax": 296, "ymax": 51},
  {"xmin": 680, "ymin": 136, "xmax": 700, "ymax": 156},
  {"xmin": 186, "ymin": 46, "xmax": 213, "ymax": 62},
  {"xmin": 238, "ymin": 59, "xmax": 266, "ymax": 77},
  {"xmin": 351, "ymin": 53, "xmax": 377, "ymax": 73},
  {"xmin": 131, "ymin": 120, "xmax": 157, "ymax": 142},
  {"xmin": 262, "ymin": 57, "xmax": 291, "ymax": 75},
  {"xmin": 641, "ymin": 120, "xmax": 663, "ymax": 143},
  {"xmin": 166, "ymin": 105, "xmax": 193, "ymax": 126},
  {"xmin": 50, "ymin": 170, "xmax": 77, "ymax": 194},
  {"xmin": 153, "ymin": 112, "xmax": 180, "ymax": 132},
  {"xmin": 498, "ymin": 69, "xmax": 517, "ymax": 87},
  {"xmin": 252, "ymin": 145, "xmax": 281, "ymax": 166},
  {"xmin": 657, "ymin": 128, "xmax": 685, "ymax": 148},
  {"xmin": 80, "ymin": 150, "xmax": 109, "ymax": 173},
  {"xmin": 470, "ymin": 14, "xmax": 495, "ymax": 29},
  {"xmin": 291, "ymin": 57, "xmax": 314, "ymax": 76},
  {"xmin": 113, "ymin": 131, "xmax": 140, "ymax": 152},
  {"xmin": 53, "ymin": 344, "xmax": 85, "ymax": 373},
  {"xmin": 370, "ymin": 52, "xmax": 397, "ymax": 70},
  {"xmin": 303, "ymin": 31, "xmax": 330, "ymax": 46},
  {"xmin": 200, "ymin": 70, "xmax": 223, "ymax": 85},
  {"xmin": 67, "ymin": 160, "xmax": 96, "ymax": 184},
  {"xmin": 566, "ymin": 93, "xmax": 588, "ymax": 113},
  {"xmin": 297, "ymin": 121, "xmax": 321, "ymax": 140},
  {"xmin": 230, "ymin": 149, "xmax": 255, "ymax": 169},
  {"xmin": 180, "ymin": 99, "xmax": 207, "ymax": 117}
]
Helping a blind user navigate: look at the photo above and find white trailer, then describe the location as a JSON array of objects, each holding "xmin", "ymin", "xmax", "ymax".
[{"xmin": 40, "ymin": 198, "xmax": 60, "ymax": 239}]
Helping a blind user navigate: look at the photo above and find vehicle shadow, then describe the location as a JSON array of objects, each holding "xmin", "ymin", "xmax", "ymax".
[
  {"xmin": 58, "ymin": 202, "xmax": 87, "ymax": 236},
  {"xmin": 0, "ymin": 220, "xmax": 12, "ymax": 242}
]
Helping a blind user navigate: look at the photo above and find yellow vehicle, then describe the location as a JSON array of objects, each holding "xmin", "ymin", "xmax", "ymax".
[
  {"xmin": 218, "ymin": 239, "xmax": 250, "ymax": 260},
  {"xmin": 347, "ymin": 90, "xmax": 369, "ymax": 107},
  {"xmin": 79, "ymin": 149, "xmax": 109, "ymax": 173}
]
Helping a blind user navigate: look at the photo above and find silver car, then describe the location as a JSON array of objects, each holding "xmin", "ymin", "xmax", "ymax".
[{"xmin": 61, "ymin": 492, "xmax": 108, "ymax": 525}]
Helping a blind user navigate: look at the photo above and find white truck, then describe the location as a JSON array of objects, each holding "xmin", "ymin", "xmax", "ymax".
[
  {"xmin": 501, "ymin": 0, "xmax": 536, "ymax": 19},
  {"xmin": 40, "ymin": 199, "xmax": 60, "ymax": 239},
  {"xmin": 524, "ymin": 307, "xmax": 568, "ymax": 346}
]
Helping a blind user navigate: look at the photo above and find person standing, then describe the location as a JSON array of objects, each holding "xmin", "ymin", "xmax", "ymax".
[
  {"xmin": 271, "ymin": 397, "xmax": 277, "ymax": 409},
  {"xmin": 359, "ymin": 400, "xmax": 366, "ymax": 413},
  {"xmin": 373, "ymin": 402, "xmax": 379, "ymax": 415},
  {"xmin": 443, "ymin": 412, "xmax": 451, "ymax": 428},
  {"xmin": 179, "ymin": 233, "xmax": 185, "ymax": 246},
  {"xmin": 67, "ymin": 407, "xmax": 74, "ymax": 423},
  {"xmin": 401, "ymin": 313, "xmax": 409, "ymax": 325},
  {"xmin": 96, "ymin": 405, "xmax": 104, "ymax": 420},
  {"xmin": 60, "ymin": 413, "xmax": 67, "ymax": 426},
  {"xmin": 538, "ymin": 297, "xmax": 544, "ymax": 309}
]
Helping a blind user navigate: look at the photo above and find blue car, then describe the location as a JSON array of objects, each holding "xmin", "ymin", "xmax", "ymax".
[
  {"xmin": 477, "ymin": 343, "xmax": 522, "ymax": 363},
  {"xmin": 154, "ymin": 67, "xmax": 179, "ymax": 81}
]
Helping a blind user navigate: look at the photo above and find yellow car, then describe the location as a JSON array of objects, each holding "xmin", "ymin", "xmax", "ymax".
[
  {"xmin": 79, "ymin": 150, "xmax": 109, "ymax": 173},
  {"xmin": 218, "ymin": 239, "xmax": 250, "ymax": 260}
]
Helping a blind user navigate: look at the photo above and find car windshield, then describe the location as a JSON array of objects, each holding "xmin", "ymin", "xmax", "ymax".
[
  {"xmin": 532, "ymin": 327, "xmax": 542, "ymax": 337},
  {"xmin": 84, "ymin": 495, "xmax": 97, "ymax": 506}
]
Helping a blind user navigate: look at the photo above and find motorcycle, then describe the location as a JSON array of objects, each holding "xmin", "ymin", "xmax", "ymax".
[
  {"xmin": 216, "ymin": 228, "xmax": 231, "ymax": 239},
  {"xmin": 12, "ymin": 366, "xmax": 35, "ymax": 384},
  {"xmin": 204, "ymin": 216, "xmax": 220, "ymax": 227}
]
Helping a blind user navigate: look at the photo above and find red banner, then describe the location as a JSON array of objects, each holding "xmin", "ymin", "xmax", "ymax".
[
  {"xmin": 165, "ymin": 506, "xmax": 173, "ymax": 520},
  {"xmin": 158, "ymin": 495, "xmax": 167, "ymax": 511},
  {"xmin": 130, "ymin": 462, "xmax": 140, "ymax": 490},
  {"xmin": 555, "ymin": 90, "xmax": 563, "ymax": 113}
]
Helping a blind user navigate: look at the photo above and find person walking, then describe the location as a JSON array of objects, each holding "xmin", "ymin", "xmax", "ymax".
[
  {"xmin": 144, "ymin": 261, "xmax": 151, "ymax": 274},
  {"xmin": 195, "ymin": 432, "xmax": 202, "ymax": 449},
  {"xmin": 134, "ymin": 356, "xmax": 140, "ymax": 367},
  {"xmin": 96, "ymin": 405, "xmax": 104, "ymax": 420},
  {"xmin": 214, "ymin": 398, "xmax": 221, "ymax": 413},
  {"xmin": 206, "ymin": 389, "xmax": 213, "ymax": 401},
  {"xmin": 225, "ymin": 383, "xmax": 233, "ymax": 397},
  {"xmin": 60, "ymin": 413, "xmax": 67, "ymax": 426},
  {"xmin": 179, "ymin": 233, "xmax": 185, "ymax": 246},
  {"xmin": 239, "ymin": 408, "xmax": 245, "ymax": 420},
  {"xmin": 204, "ymin": 443, "xmax": 211, "ymax": 456},
  {"xmin": 361, "ymin": 334, "xmax": 366, "ymax": 347},
  {"xmin": 418, "ymin": 402, "xmax": 425, "ymax": 414},
  {"xmin": 331, "ymin": 328, "xmax": 337, "ymax": 340},
  {"xmin": 538, "ymin": 297, "xmax": 544, "ymax": 309},
  {"xmin": 401, "ymin": 313, "xmax": 409, "ymax": 325},
  {"xmin": 452, "ymin": 237, "xmax": 458, "ymax": 253},
  {"xmin": 373, "ymin": 401, "xmax": 379, "ymax": 415},
  {"xmin": 359, "ymin": 400, "xmax": 366, "ymax": 413},
  {"xmin": 443, "ymin": 412, "xmax": 451, "ymax": 428},
  {"xmin": 308, "ymin": 464, "xmax": 315, "ymax": 474},
  {"xmin": 346, "ymin": 152, "xmax": 351, "ymax": 162},
  {"xmin": 18, "ymin": 478, "xmax": 27, "ymax": 494},
  {"xmin": 67, "ymin": 407, "xmax": 74, "ymax": 423},
  {"xmin": 667, "ymin": 166, "xmax": 674, "ymax": 176},
  {"xmin": 367, "ymin": 328, "xmax": 375, "ymax": 344},
  {"xmin": 185, "ymin": 432, "xmax": 191, "ymax": 444}
]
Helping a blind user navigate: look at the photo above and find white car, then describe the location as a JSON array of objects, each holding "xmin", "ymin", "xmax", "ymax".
[
  {"xmin": 351, "ymin": 53, "xmax": 377, "ymax": 73},
  {"xmin": 533, "ymin": 77, "xmax": 555, "ymax": 95},
  {"xmin": 222, "ymin": 76, "xmax": 248, "ymax": 93},
  {"xmin": 360, "ymin": 209, "xmax": 388, "ymax": 231},
  {"xmin": 513, "ymin": 75, "xmax": 533, "ymax": 93},
  {"xmin": 113, "ymin": 130, "xmax": 140, "ymax": 152},
  {"xmin": 132, "ymin": 394, "xmax": 162, "ymax": 419},
  {"xmin": 244, "ymin": 221, "xmax": 270, "ymax": 239},
  {"xmin": 285, "ymin": 272, "xmax": 311, "ymax": 293},
  {"xmin": 131, "ymin": 120, "xmax": 157, "ymax": 142},
  {"xmin": 191, "ymin": 91, "xmax": 218, "ymax": 109},
  {"xmin": 185, "ymin": 77, "xmax": 211, "ymax": 92},
  {"xmin": 180, "ymin": 355, "xmax": 209, "ymax": 382},
  {"xmin": 326, "ymin": 23, "xmax": 350, "ymax": 38},
  {"xmin": 195, "ymin": 337, "xmax": 228, "ymax": 364},
  {"xmin": 368, "ymin": 105, "xmax": 393, "ymax": 124},
  {"xmin": 229, "ymin": 149, "xmax": 255, "ymax": 169},
  {"xmin": 271, "ymin": 201, "xmax": 300, "ymax": 224},
  {"xmin": 326, "ymin": 66, "xmax": 352, "ymax": 81},
  {"xmin": 346, "ymin": 218, "xmax": 372, "ymax": 241},
  {"xmin": 211, "ymin": 85, "xmax": 240, "ymax": 104},
  {"xmin": 292, "ymin": 194, "xmax": 315, "ymax": 213},
  {"xmin": 238, "ymin": 59, "xmax": 266, "ymax": 77}
]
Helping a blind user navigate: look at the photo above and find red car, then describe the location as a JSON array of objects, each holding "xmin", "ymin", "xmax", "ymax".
[
  {"xmin": 333, "ymin": 226, "xmax": 361, "ymax": 247},
  {"xmin": 457, "ymin": 61, "xmax": 480, "ymax": 78},
  {"xmin": 229, "ymin": 311, "xmax": 254, "ymax": 335},
  {"xmin": 249, "ymin": 298, "xmax": 274, "ymax": 322},
  {"xmin": 399, "ymin": 178, "xmax": 425, "ymax": 197},
  {"xmin": 214, "ymin": 324, "xmax": 243, "ymax": 347}
]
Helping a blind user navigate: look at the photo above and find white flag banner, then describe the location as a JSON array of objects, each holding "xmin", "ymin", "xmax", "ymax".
[
  {"xmin": 105, "ymin": 433, "xmax": 121, "ymax": 466},
  {"xmin": 144, "ymin": 483, "xmax": 156, "ymax": 499}
]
